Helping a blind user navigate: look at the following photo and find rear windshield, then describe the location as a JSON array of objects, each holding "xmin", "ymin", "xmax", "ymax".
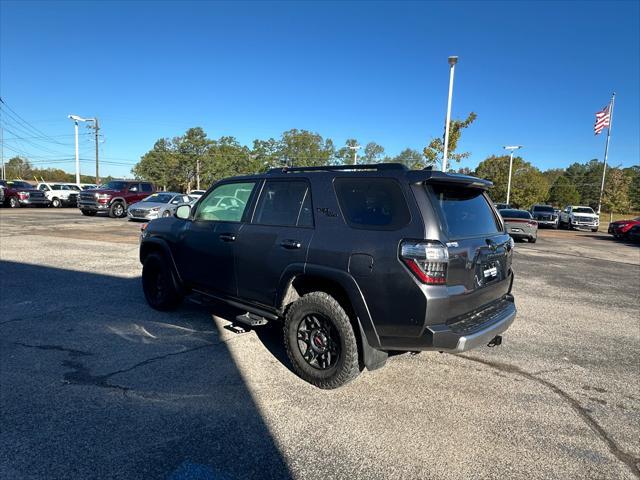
[
  {"xmin": 532, "ymin": 205, "xmax": 554, "ymax": 212},
  {"xmin": 429, "ymin": 185, "xmax": 500, "ymax": 238},
  {"xmin": 499, "ymin": 209, "xmax": 532, "ymax": 219},
  {"xmin": 334, "ymin": 178, "xmax": 410, "ymax": 230}
]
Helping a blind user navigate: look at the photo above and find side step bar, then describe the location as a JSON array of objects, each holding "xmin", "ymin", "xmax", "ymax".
[{"xmin": 234, "ymin": 312, "xmax": 269, "ymax": 327}]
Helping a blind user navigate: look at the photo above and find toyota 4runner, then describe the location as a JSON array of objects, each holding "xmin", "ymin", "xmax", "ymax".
[{"xmin": 139, "ymin": 164, "xmax": 516, "ymax": 388}]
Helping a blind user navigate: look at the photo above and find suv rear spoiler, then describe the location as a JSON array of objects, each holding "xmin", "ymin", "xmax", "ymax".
[{"xmin": 406, "ymin": 169, "xmax": 492, "ymax": 189}]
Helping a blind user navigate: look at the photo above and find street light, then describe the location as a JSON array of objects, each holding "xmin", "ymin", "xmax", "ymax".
[
  {"xmin": 68, "ymin": 114, "xmax": 96, "ymax": 185},
  {"xmin": 442, "ymin": 55, "xmax": 458, "ymax": 172},
  {"xmin": 503, "ymin": 145, "xmax": 523, "ymax": 205}
]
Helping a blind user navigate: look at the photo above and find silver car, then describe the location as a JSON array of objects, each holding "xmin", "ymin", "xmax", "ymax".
[
  {"xmin": 499, "ymin": 209, "xmax": 538, "ymax": 243},
  {"xmin": 128, "ymin": 192, "xmax": 194, "ymax": 221}
]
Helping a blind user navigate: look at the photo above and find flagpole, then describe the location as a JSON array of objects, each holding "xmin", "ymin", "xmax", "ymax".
[{"xmin": 597, "ymin": 92, "xmax": 615, "ymax": 216}]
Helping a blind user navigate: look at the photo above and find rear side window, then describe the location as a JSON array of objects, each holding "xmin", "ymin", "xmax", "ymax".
[
  {"xmin": 429, "ymin": 185, "xmax": 500, "ymax": 238},
  {"xmin": 334, "ymin": 178, "xmax": 410, "ymax": 230},
  {"xmin": 499, "ymin": 209, "xmax": 531, "ymax": 219},
  {"xmin": 253, "ymin": 181, "xmax": 312, "ymax": 227},
  {"xmin": 141, "ymin": 183, "xmax": 153, "ymax": 192}
]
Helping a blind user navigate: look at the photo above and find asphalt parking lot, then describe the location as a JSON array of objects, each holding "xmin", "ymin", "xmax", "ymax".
[{"xmin": 1, "ymin": 208, "xmax": 639, "ymax": 480}]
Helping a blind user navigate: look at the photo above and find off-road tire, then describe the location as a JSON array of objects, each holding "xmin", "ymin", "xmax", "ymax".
[
  {"xmin": 109, "ymin": 201, "xmax": 126, "ymax": 218},
  {"xmin": 81, "ymin": 209, "xmax": 97, "ymax": 216},
  {"xmin": 142, "ymin": 252, "xmax": 183, "ymax": 311},
  {"xmin": 284, "ymin": 292, "xmax": 361, "ymax": 389},
  {"xmin": 9, "ymin": 197, "xmax": 20, "ymax": 208}
]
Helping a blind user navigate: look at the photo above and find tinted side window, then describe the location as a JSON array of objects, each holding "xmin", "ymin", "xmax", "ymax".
[
  {"xmin": 141, "ymin": 183, "xmax": 153, "ymax": 193},
  {"xmin": 334, "ymin": 178, "xmax": 410, "ymax": 230},
  {"xmin": 195, "ymin": 182, "xmax": 255, "ymax": 222},
  {"xmin": 429, "ymin": 185, "xmax": 500, "ymax": 238},
  {"xmin": 254, "ymin": 181, "xmax": 311, "ymax": 227}
]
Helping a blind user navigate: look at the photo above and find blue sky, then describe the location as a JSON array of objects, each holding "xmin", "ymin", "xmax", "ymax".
[{"xmin": 1, "ymin": 0, "xmax": 638, "ymax": 178}]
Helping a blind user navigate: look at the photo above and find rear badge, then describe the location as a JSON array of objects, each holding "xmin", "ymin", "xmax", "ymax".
[{"xmin": 483, "ymin": 266, "xmax": 498, "ymax": 278}]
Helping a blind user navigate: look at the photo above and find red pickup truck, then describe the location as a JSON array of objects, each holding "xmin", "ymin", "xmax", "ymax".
[
  {"xmin": 77, "ymin": 180, "xmax": 156, "ymax": 218},
  {"xmin": 0, "ymin": 180, "xmax": 50, "ymax": 208}
]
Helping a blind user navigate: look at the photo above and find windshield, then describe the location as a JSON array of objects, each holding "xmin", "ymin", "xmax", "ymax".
[
  {"xmin": 532, "ymin": 205, "xmax": 554, "ymax": 212},
  {"xmin": 430, "ymin": 185, "xmax": 500, "ymax": 237},
  {"xmin": 8, "ymin": 181, "xmax": 33, "ymax": 189},
  {"xmin": 142, "ymin": 193, "xmax": 173, "ymax": 203},
  {"xmin": 573, "ymin": 207, "xmax": 595, "ymax": 214},
  {"xmin": 99, "ymin": 181, "xmax": 127, "ymax": 190},
  {"xmin": 500, "ymin": 209, "xmax": 532, "ymax": 219}
]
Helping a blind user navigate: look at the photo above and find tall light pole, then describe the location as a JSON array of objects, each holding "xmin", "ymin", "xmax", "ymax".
[
  {"xmin": 503, "ymin": 145, "xmax": 523, "ymax": 205},
  {"xmin": 442, "ymin": 55, "xmax": 458, "ymax": 172},
  {"xmin": 68, "ymin": 114, "xmax": 97, "ymax": 185},
  {"xmin": 348, "ymin": 144, "xmax": 361, "ymax": 165}
]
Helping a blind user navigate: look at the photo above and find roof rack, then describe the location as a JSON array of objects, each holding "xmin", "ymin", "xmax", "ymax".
[{"xmin": 267, "ymin": 163, "xmax": 408, "ymax": 174}]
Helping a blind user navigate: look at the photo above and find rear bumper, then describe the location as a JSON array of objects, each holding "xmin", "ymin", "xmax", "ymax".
[
  {"xmin": 535, "ymin": 219, "xmax": 557, "ymax": 227},
  {"xmin": 378, "ymin": 295, "xmax": 517, "ymax": 352},
  {"xmin": 18, "ymin": 198, "xmax": 50, "ymax": 206}
]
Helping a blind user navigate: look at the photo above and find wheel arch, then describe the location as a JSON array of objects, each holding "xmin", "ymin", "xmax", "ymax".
[
  {"xmin": 277, "ymin": 265, "xmax": 387, "ymax": 371},
  {"xmin": 139, "ymin": 238, "xmax": 185, "ymax": 293}
]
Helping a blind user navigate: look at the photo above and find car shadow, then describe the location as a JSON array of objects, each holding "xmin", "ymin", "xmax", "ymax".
[
  {"xmin": 581, "ymin": 234, "xmax": 639, "ymax": 246},
  {"xmin": 0, "ymin": 260, "xmax": 293, "ymax": 480}
]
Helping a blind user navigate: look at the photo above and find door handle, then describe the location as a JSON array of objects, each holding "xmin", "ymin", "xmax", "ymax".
[
  {"xmin": 219, "ymin": 233, "xmax": 236, "ymax": 242},
  {"xmin": 280, "ymin": 239, "xmax": 302, "ymax": 249}
]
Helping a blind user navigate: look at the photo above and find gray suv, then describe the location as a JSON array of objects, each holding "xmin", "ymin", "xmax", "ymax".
[{"xmin": 139, "ymin": 164, "xmax": 516, "ymax": 388}]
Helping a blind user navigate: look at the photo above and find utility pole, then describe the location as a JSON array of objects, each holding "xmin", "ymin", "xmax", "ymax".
[
  {"xmin": 93, "ymin": 118, "xmax": 100, "ymax": 185},
  {"xmin": 1, "ymin": 126, "xmax": 4, "ymax": 180},
  {"xmin": 196, "ymin": 159, "xmax": 200, "ymax": 190},
  {"xmin": 73, "ymin": 120, "xmax": 80, "ymax": 185},
  {"xmin": 442, "ymin": 55, "xmax": 458, "ymax": 172},
  {"xmin": 348, "ymin": 144, "xmax": 361, "ymax": 165}
]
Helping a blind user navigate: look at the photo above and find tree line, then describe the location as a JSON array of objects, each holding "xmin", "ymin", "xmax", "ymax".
[{"xmin": 1, "ymin": 156, "xmax": 111, "ymax": 184}]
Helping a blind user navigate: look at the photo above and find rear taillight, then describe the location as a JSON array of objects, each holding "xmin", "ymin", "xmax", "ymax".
[
  {"xmin": 528, "ymin": 220, "xmax": 538, "ymax": 227},
  {"xmin": 400, "ymin": 240, "xmax": 449, "ymax": 285},
  {"xmin": 18, "ymin": 191, "xmax": 30, "ymax": 200}
]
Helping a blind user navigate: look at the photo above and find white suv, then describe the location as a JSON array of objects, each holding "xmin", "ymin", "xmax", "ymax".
[
  {"xmin": 558, "ymin": 205, "xmax": 599, "ymax": 232},
  {"xmin": 36, "ymin": 183, "xmax": 82, "ymax": 208}
]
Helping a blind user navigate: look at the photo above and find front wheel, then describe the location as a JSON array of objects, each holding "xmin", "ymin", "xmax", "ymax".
[
  {"xmin": 142, "ymin": 253, "xmax": 183, "ymax": 311},
  {"xmin": 51, "ymin": 198, "xmax": 62, "ymax": 208},
  {"xmin": 591, "ymin": 227, "xmax": 599, "ymax": 233},
  {"xmin": 109, "ymin": 201, "xmax": 126, "ymax": 218},
  {"xmin": 284, "ymin": 292, "xmax": 361, "ymax": 389}
]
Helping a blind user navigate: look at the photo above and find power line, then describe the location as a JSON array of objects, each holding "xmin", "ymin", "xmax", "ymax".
[{"xmin": 0, "ymin": 98, "xmax": 70, "ymax": 146}]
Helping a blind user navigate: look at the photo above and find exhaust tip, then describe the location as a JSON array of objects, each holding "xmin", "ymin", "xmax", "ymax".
[{"xmin": 487, "ymin": 335, "xmax": 502, "ymax": 348}]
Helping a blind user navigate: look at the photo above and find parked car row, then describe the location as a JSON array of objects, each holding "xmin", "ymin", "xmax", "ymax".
[{"xmin": 0, "ymin": 180, "xmax": 97, "ymax": 208}]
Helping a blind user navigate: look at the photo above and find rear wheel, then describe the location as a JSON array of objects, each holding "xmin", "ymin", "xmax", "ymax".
[
  {"xmin": 81, "ymin": 209, "xmax": 97, "ymax": 216},
  {"xmin": 109, "ymin": 201, "xmax": 126, "ymax": 218},
  {"xmin": 9, "ymin": 197, "xmax": 20, "ymax": 208},
  {"xmin": 529, "ymin": 236, "xmax": 537, "ymax": 243},
  {"xmin": 284, "ymin": 292, "xmax": 361, "ymax": 389},
  {"xmin": 142, "ymin": 252, "xmax": 182, "ymax": 311}
]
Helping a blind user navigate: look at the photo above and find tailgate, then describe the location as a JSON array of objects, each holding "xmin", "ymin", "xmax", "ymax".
[{"xmin": 426, "ymin": 183, "xmax": 513, "ymax": 321}]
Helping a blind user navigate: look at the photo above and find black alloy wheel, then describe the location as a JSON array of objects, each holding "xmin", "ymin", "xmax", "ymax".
[{"xmin": 296, "ymin": 314, "xmax": 340, "ymax": 370}]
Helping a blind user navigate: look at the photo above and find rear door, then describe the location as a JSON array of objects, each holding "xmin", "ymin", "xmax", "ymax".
[
  {"xmin": 234, "ymin": 179, "xmax": 314, "ymax": 308},
  {"xmin": 427, "ymin": 183, "xmax": 513, "ymax": 319}
]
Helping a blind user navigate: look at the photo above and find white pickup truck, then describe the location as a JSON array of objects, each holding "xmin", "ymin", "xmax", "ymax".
[
  {"xmin": 36, "ymin": 182, "xmax": 82, "ymax": 208},
  {"xmin": 558, "ymin": 205, "xmax": 599, "ymax": 232}
]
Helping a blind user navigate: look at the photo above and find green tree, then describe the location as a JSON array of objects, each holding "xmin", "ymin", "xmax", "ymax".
[
  {"xmin": 475, "ymin": 155, "xmax": 548, "ymax": 208},
  {"xmin": 362, "ymin": 142, "xmax": 385, "ymax": 163},
  {"xmin": 201, "ymin": 136, "xmax": 258, "ymax": 185},
  {"xmin": 5, "ymin": 156, "xmax": 33, "ymax": 179},
  {"xmin": 277, "ymin": 129, "xmax": 335, "ymax": 167},
  {"xmin": 602, "ymin": 168, "xmax": 631, "ymax": 213},
  {"xmin": 132, "ymin": 138, "xmax": 179, "ymax": 191},
  {"xmin": 423, "ymin": 112, "xmax": 477, "ymax": 169},
  {"xmin": 175, "ymin": 127, "xmax": 213, "ymax": 191},
  {"xmin": 626, "ymin": 165, "xmax": 640, "ymax": 211},
  {"xmin": 393, "ymin": 148, "xmax": 424, "ymax": 169},
  {"xmin": 547, "ymin": 175, "xmax": 580, "ymax": 207}
]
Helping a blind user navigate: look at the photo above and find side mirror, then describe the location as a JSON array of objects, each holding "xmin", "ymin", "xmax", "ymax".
[{"xmin": 175, "ymin": 204, "xmax": 191, "ymax": 220}]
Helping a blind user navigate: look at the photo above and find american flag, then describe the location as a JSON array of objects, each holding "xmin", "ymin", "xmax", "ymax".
[{"xmin": 594, "ymin": 104, "xmax": 611, "ymax": 135}]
